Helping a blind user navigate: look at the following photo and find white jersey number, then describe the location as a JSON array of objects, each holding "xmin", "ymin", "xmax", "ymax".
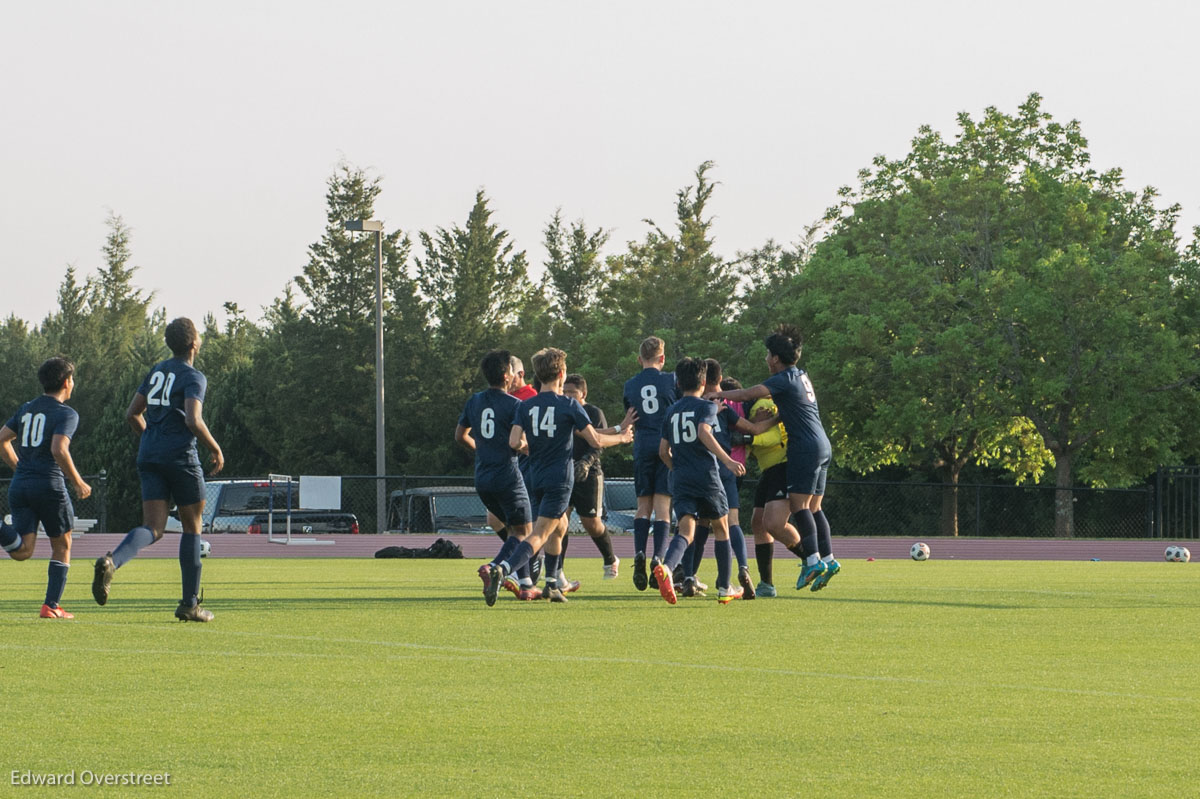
[
  {"xmin": 671, "ymin": 411, "xmax": 697, "ymax": 444},
  {"xmin": 800, "ymin": 373, "xmax": 816, "ymax": 403},
  {"xmin": 146, "ymin": 371, "xmax": 178, "ymax": 407},
  {"xmin": 640, "ymin": 385, "xmax": 659, "ymax": 415},
  {"xmin": 530, "ymin": 406, "xmax": 557, "ymax": 437},
  {"xmin": 479, "ymin": 408, "xmax": 496, "ymax": 439},
  {"xmin": 20, "ymin": 412, "xmax": 47, "ymax": 447}
]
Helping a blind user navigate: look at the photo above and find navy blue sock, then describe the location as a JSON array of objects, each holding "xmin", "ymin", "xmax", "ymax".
[
  {"xmin": 681, "ymin": 542, "xmax": 695, "ymax": 576},
  {"xmin": 111, "ymin": 526, "xmax": 157, "ymax": 569},
  {"xmin": 651, "ymin": 520, "xmax": 669, "ymax": 560},
  {"xmin": 633, "ymin": 518, "xmax": 650, "ymax": 556},
  {"xmin": 714, "ymin": 539, "xmax": 732, "ymax": 591},
  {"xmin": 814, "ymin": 511, "xmax": 832, "ymax": 558},
  {"xmin": 791, "ymin": 510, "xmax": 818, "ymax": 559},
  {"xmin": 180, "ymin": 533, "xmax": 202, "ymax": 605},
  {"xmin": 502, "ymin": 540, "xmax": 535, "ymax": 574},
  {"xmin": 45, "ymin": 560, "xmax": 69, "ymax": 607},
  {"xmin": 516, "ymin": 562, "xmax": 532, "ymax": 582},
  {"xmin": 543, "ymin": 552, "xmax": 561, "ymax": 587},
  {"xmin": 691, "ymin": 525, "xmax": 710, "ymax": 576},
  {"xmin": 729, "ymin": 525, "xmax": 748, "ymax": 569},
  {"xmin": 1, "ymin": 521, "xmax": 20, "ymax": 551},
  {"xmin": 491, "ymin": 536, "xmax": 521, "ymax": 566},
  {"xmin": 663, "ymin": 534, "xmax": 690, "ymax": 572}
]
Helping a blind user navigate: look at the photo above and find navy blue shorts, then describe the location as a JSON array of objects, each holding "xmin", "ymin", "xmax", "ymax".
[
  {"xmin": 785, "ymin": 449, "xmax": 830, "ymax": 497},
  {"xmin": 634, "ymin": 455, "xmax": 671, "ymax": 498},
  {"xmin": 673, "ymin": 488, "xmax": 729, "ymax": 522},
  {"xmin": 530, "ymin": 483, "xmax": 573, "ymax": 520},
  {"xmin": 478, "ymin": 486, "xmax": 532, "ymax": 528},
  {"xmin": 719, "ymin": 470, "xmax": 740, "ymax": 511},
  {"xmin": 8, "ymin": 481, "xmax": 74, "ymax": 537},
  {"xmin": 138, "ymin": 462, "xmax": 206, "ymax": 506}
]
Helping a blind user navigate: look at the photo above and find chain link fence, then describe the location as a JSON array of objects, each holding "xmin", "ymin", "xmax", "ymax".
[{"xmin": 0, "ymin": 474, "xmax": 109, "ymax": 533}]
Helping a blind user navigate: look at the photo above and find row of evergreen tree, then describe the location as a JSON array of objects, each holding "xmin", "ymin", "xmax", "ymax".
[{"xmin": 3, "ymin": 95, "xmax": 1198, "ymax": 535}]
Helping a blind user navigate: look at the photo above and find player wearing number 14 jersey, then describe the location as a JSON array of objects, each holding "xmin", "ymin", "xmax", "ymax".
[
  {"xmin": 92, "ymin": 317, "xmax": 225, "ymax": 621},
  {"xmin": 622, "ymin": 336, "xmax": 678, "ymax": 591}
]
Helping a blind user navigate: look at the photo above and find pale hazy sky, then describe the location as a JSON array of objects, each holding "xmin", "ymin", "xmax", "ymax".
[{"xmin": 3, "ymin": 1, "xmax": 1197, "ymax": 326}]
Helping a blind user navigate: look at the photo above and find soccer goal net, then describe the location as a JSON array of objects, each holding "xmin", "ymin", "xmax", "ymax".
[{"xmin": 266, "ymin": 473, "xmax": 335, "ymax": 546}]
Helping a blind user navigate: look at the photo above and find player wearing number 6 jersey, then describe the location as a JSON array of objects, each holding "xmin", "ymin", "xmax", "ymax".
[
  {"xmin": 458, "ymin": 349, "xmax": 539, "ymax": 604},
  {"xmin": 622, "ymin": 336, "xmax": 678, "ymax": 591},
  {"xmin": 92, "ymin": 317, "xmax": 225, "ymax": 621},
  {"xmin": 0, "ymin": 357, "xmax": 92, "ymax": 619}
]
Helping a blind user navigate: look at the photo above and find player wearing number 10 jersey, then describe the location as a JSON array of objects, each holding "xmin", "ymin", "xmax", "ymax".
[
  {"xmin": 622, "ymin": 336, "xmax": 678, "ymax": 591},
  {"xmin": 92, "ymin": 317, "xmax": 225, "ymax": 622}
]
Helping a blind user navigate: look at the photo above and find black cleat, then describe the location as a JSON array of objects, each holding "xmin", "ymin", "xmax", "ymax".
[
  {"xmin": 649, "ymin": 557, "xmax": 661, "ymax": 590},
  {"xmin": 483, "ymin": 564, "xmax": 503, "ymax": 607},
  {"xmin": 672, "ymin": 563, "xmax": 685, "ymax": 586},
  {"xmin": 632, "ymin": 552, "xmax": 648, "ymax": 591},
  {"xmin": 92, "ymin": 553, "xmax": 114, "ymax": 606},
  {"xmin": 175, "ymin": 597, "xmax": 214, "ymax": 622}
]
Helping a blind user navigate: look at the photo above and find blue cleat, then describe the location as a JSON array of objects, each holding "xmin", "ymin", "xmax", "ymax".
[
  {"xmin": 811, "ymin": 559, "xmax": 841, "ymax": 592},
  {"xmin": 797, "ymin": 560, "xmax": 827, "ymax": 590},
  {"xmin": 756, "ymin": 581, "xmax": 777, "ymax": 598}
]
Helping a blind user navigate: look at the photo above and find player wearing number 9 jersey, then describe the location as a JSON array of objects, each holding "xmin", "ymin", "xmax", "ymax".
[
  {"xmin": 622, "ymin": 336, "xmax": 678, "ymax": 591},
  {"xmin": 0, "ymin": 357, "xmax": 92, "ymax": 619},
  {"xmin": 92, "ymin": 317, "xmax": 225, "ymax": 622}
]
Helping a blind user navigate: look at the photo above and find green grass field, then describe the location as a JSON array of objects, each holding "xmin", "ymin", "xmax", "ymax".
[{"xmin": 2, "ymin": 557, "xmax": 1197, "ymax": 798}]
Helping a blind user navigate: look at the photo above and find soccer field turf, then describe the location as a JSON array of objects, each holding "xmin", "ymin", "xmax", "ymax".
[{"xmin": 1, "ymin": 557, "xmax": 1197, "ymax": 798}]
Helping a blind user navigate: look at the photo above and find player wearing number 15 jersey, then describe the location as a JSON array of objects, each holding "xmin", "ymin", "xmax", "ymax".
[
  {"xmin": 0, "ymin": 357, "xmax": 92, "ymax": 619},
  {"xmin": 622, "ymin": 336, "xmax": 678, "ymax": 591},
  {"xmin": 92, "ymin": 317, "xmax": 225, "ymax": 622}
]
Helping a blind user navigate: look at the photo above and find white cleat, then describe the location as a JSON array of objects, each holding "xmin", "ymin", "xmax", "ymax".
[{"xmin": 603, "ymin": 556, "xmax": 620, "ymax": 580}]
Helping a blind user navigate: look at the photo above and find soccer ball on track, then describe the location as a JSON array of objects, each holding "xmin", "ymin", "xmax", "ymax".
[
  {"xmin": 200, "ymin": 539, "xmax": 211, "ymax": 558},
  {"xmin": 1164, "ymin": 545, "xmax": 1191, "ymax": 563},
  {"xmin": 911, "ymin": 542, "xmax": 930, "ymax": 561}
]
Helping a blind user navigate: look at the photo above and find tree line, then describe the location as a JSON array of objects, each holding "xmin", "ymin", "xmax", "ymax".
[{"xmin": 3, "ymin": 94, "xmax": 1197, "ymax": 535}]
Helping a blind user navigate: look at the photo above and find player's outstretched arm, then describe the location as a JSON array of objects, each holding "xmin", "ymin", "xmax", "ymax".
[
  {"xmin": 0, "ymin": 425, "xmax": 17, "ymax": 471},
  {"xmin": 578, "ymin": 424, "xmax": 633, "ymax": 449},
  {"xmin": 658, "ymin": 437, "xmax": 673, "ymax": 470},
  {"xmin": 706, "ymin": 384, "xmax": 770, "ymax": 404},
  {"xmin": 185, "ymin": 398, "xmax": 224, "ymax": 476},
  {"xmin": 735, "ymin": 413, "xmax": 779, "ymax": 437},
  {"xmin": 454, "ymin": 424, "xmax": 476, "ymax": 452},
  {"xmin": 699, "ymin": 424, "xmax": 745, "ymax": 476},
  {"xmin": 50, "ymin": 434, "xmax": 91, "ymax": 499}
]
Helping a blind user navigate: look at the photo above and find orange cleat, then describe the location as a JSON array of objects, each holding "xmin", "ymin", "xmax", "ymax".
[
  {"xmin": 40, "ymin": 604, "xmax": 74, "ymax": 619},
  {"xmin": 653, "ymin": 562, "xmax": 677, "ymax": 605}
]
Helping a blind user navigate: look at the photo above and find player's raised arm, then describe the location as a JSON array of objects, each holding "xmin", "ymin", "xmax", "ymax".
[
  {"xmin": 698, "ymin": 422, "xmax": 745, "ymax": 476},
  {"xmin": 705, "ymin": 384, "xmax": 770, "ymax": 404},
  {"xmin": 577, "ymin": 423, "xmax": 633, "ymax": 450}
]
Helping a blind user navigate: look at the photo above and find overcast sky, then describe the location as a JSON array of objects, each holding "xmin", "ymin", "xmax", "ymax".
[{"xmin": 3, "ymin": 1, "xmax": 1197, "ymax": 326}]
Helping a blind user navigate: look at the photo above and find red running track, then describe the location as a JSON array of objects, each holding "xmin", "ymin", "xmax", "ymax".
[{"xmin": 24, "ymin": 533, "xmax": 1193, "ymax": 562}]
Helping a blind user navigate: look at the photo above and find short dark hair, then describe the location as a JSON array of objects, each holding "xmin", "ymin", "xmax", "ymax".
[
  {"xmin": 480, "ymin": 349, "xmax": 512, "ymax": 387},
  {"xmin": 765, "ymin": 323, "xmax": 802, "ymax": 365},
  {"xmin": 720, "ymin": 377, "xmax": 742, "ymax": 391},
  {"xmin": 564, "ymin": 373, "xmax": 587, "ymax": 393},
  {"xmin": 675, "ymin": 357, "xmax": 706, "ymax": 392},
  {"xmin": 38, "ymin": 357, "xmax": 75, "ymax": 393},
  {"xmin": 703, "ymin": 358, "xmax": 722, "ymax": 386},
  {"xmin": 165, "ymin": 317, "xmax": 200, "ymax": 357}
]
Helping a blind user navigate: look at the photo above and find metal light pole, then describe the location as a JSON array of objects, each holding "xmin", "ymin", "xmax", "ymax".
[{"xmin": 345, "ymin": 219, "xmax": 387, "ymax": 533}]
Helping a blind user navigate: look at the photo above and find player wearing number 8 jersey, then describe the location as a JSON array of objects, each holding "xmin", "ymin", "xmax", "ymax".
[
  {"xmin": 92, "ymin": 317, "xmax": 225, "ymax": 621},
  {"xmin": 0, "ymin": 357, "xmax": 92, "ymax": 618},
  {"xmin": 622, "ymin": 336, "xmax": 678, "ymax": 591}
]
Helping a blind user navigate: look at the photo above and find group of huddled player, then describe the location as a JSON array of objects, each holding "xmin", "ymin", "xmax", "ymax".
[
  {"xmin": 462, "ymin": 325, "xmax": 841, "ymax": 606},
  {"xmin": 1, "ymin": 317, "xmax": 224, "ymax": 621}
]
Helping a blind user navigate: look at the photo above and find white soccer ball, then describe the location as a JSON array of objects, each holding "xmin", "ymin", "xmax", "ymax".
[
  {"xmin": 1165, "ymin": 546, "xmax": 1180, "ymax": 562},
  {"xmin": 911, "ymin": 542, "xmax": 930, "ymax": 561},
  {"xmin": 200, "ymin": 539, "xmax": 211, "ymax": 558},
  {"xmin": 1179, "ymin": 547, "xmax": 1191, "ymax": 563}
]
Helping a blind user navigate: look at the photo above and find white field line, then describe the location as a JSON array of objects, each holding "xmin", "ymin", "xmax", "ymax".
[{"xmin": 0, "ymin": 624, "xmax": 1193, "ymax": 705}]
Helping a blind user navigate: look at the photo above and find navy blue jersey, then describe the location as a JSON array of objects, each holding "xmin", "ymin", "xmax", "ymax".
[
  {"xmin": 5, "ymin": 396, "xmax": 79, "ymax": 485},
  {"xmin": 623, "ymin": 368, "xmax": 678, "ymax": 459},
  {"xmin": 514, "ymin": 392, "xmax": 592, "ymax": 490},
  {"xmin": 710, "ymin": 402, "xmax": 743, "ymax": 478},
  {"xmin": 661, "ymin": 396, "xmax": 722, "ymax": 497},
  {"xmin": 136, "ymin": 358, "xmax": 208, "ymax": 466},
  {"xmin": 458, "ymin": 388, "xmax": 523, "ymax": 489},
  {"xmin": 762, "ymin": 366, "xmax": 830, "ymax": 453}
]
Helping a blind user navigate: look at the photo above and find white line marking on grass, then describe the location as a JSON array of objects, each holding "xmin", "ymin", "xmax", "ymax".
[{"xmin": 0, "ymin": 625, "xmax": 1194, "ymax": 705}]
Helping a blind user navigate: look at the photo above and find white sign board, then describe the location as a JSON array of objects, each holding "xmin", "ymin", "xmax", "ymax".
[{"xmin": 299, "ymin": 476, "xmax": 342, "ymax": 510}]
